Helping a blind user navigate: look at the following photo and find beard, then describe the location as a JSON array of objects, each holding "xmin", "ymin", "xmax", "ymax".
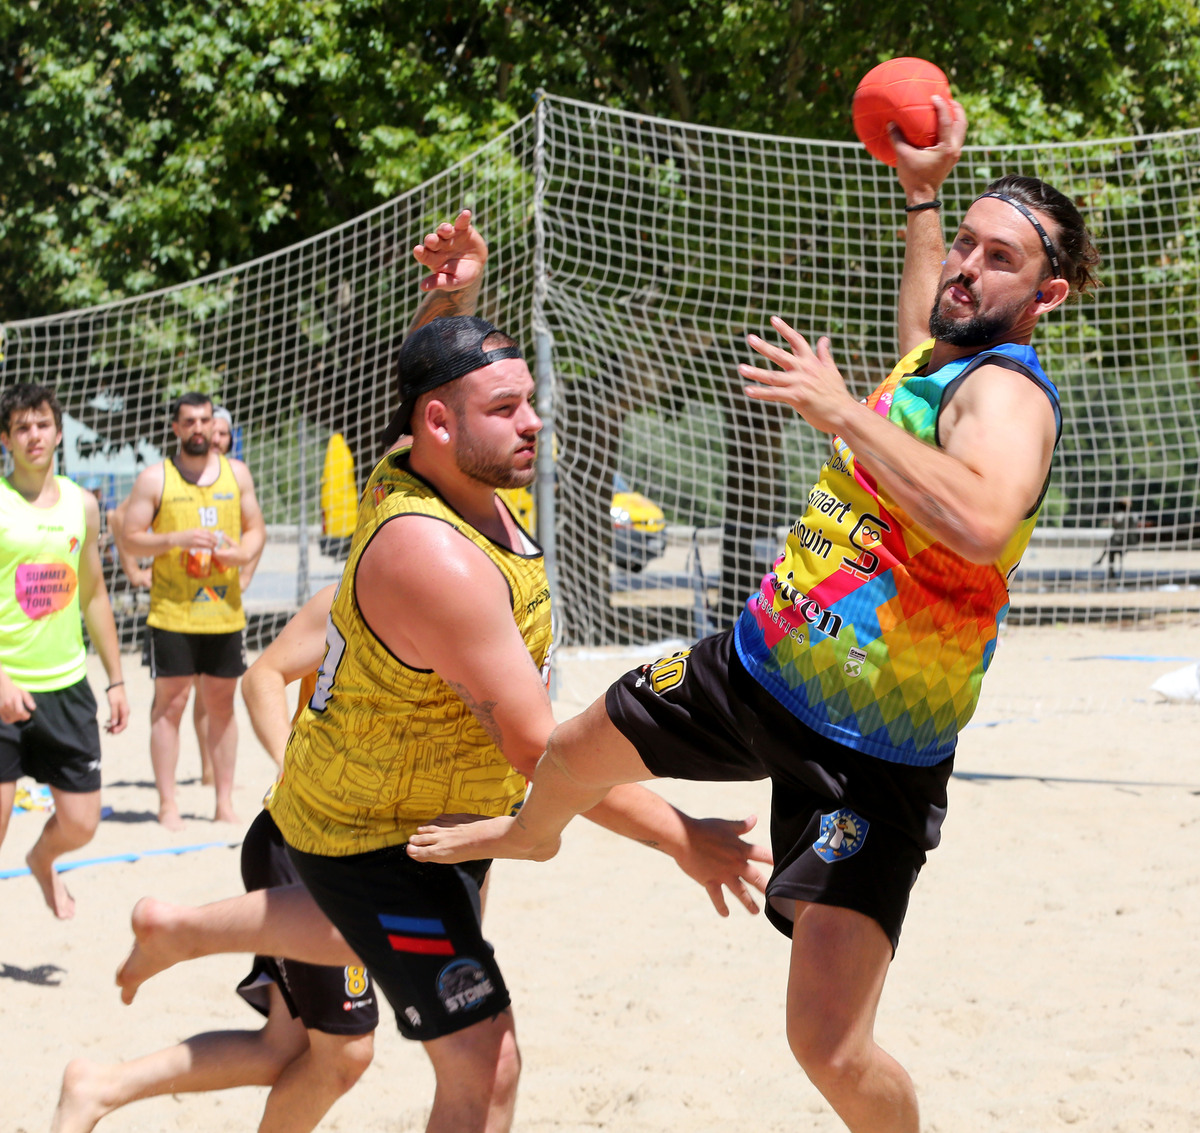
[
  {"xmin": 928, "ymin": 276, "xmax": 1032, "ymax": 348},
  {"xmin": 453, "ymin": 426, "xmax": 537, "ymax": 490},
  {"xmin": 182, "ymin": 433, "xmax": 211, "ymax": 456}
]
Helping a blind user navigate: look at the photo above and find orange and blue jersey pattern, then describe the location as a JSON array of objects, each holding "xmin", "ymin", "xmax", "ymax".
[{"xmin": 735, "ymin": 339, "xmax": 1060, "ymax": 766}]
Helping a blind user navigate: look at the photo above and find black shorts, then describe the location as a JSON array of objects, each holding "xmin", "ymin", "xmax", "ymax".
[
  {"xmin": 0, "ymin": 677, "xmax": 102, "ymax": 792},
  {"xmin": 605, "ymin": 629, "xmax": 954, "ymax": 952},
  {"xmin": 286, "ymin": 841, "xmax": 508, "ymax": 1043},
  {"xmin": 144, "ymin": 626, "xmax": 246, "ymax": 679},
  {"xmin": 235, "ymin": 811, "xmax": 378, "ymax": 1035}
]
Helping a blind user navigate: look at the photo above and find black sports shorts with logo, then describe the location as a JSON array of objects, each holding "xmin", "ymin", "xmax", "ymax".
[
  {"xmin": 286, "ymin": 840, "xmax": 508, "ymax": 1042},
  {"xmin": 605, "ymin": 627, "xmax": 955, "ymax": 952},
  {"xmin": 0, "ymin": 677, "xmax": 102, "ymax": 792},
  {"xmin": 236, "ymin": 810, "xmax": 378, "ymax": 1035}
]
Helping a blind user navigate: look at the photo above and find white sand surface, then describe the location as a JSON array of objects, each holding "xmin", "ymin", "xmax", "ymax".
[{"xmin": 2, "ymin": 620, "xmax": 1198, "ymax": 1132}]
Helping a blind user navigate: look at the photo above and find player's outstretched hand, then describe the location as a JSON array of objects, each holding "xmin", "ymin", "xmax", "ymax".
[
  {"xmin": 413, "ymin": 210, "xmax": 488, "ymax": 294},
  {"xmin": 892, "ymin": 94, "xmax": 967, "ymax": 201},
  {"xmin": 671, "ymin": 812, "xmax": 774, "ymax": 917},
  {"xmin": 740, "ymin": 316, "xmax": 856, "ymax": 436}
]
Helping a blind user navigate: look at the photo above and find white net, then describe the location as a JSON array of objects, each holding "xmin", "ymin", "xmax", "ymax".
[{"xmin": 3, "ymin": 94, "xmax": 1200, "ymax": 649}]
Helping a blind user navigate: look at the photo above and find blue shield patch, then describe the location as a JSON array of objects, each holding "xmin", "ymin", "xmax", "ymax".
[{"xmin": 812, "ymin": 808, "xmax": 869, "ymax": 863}]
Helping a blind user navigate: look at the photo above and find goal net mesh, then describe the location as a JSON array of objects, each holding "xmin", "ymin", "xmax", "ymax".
[{"xmin": 3, "ymin": 94, "xmax": 1199, "ymax": 649}]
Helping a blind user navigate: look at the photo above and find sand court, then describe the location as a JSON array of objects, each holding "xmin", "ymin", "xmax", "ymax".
[{"xmin": 2, "ymin": 619, "xmax": 1198, "ymax": 1132}]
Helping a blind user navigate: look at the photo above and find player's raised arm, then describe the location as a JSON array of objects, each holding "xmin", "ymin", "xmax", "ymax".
[
  {"xmin": 408, "ymin": 210, "xmax": 489, "ymax": 331},
  {"xmin": 894, "ymin": 96, "xmax": 967, "ymax": 356}
]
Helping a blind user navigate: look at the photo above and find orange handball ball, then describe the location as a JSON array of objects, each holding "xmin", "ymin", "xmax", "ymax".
[{"xmin": 852, "ymin": 57, "xmax": 951, "ymax": 167}]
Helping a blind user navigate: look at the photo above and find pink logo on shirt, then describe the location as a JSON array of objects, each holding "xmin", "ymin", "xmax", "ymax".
[{"xmin": 15, "ymin": 562, "xmax": 77, "ymax": 620}]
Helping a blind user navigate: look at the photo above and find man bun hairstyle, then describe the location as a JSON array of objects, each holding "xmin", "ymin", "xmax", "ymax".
[{"xmin": 983, "ymin": 174, "xmax": 1102, "ymax": 297}]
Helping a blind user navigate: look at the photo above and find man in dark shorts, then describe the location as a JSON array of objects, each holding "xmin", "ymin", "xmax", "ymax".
[
  {"xmin": 407, "ymin": 100, "xmax": 1103, "ymax": 1132},
  {"xmin": 117, "ymin": 391, "xmax": 265, "ymax": 828},
  {"xmin": 111, "ymin": 212, "xmax": 771, "ymax": 1133},
  {"xmin": 0, "ymin": 382, "xmax": 130, "ymax": 919}
]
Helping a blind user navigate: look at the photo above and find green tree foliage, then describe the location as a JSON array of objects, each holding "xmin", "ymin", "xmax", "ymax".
[{"xmin": 4, "ymin": 0, "xmax": 1200, "ymax": 318}]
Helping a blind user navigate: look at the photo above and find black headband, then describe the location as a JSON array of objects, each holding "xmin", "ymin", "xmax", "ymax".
[{"xmin": 976, "ymin": 192, "xmax": 1062, "ymax": 279}]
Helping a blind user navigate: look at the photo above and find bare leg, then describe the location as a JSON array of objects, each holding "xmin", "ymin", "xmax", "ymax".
[
  {"xmin": 197, "ymin": 674, "xmax": 239, "ymax": 822},
  {"xmin": 150, "ymin": 675, "xmax": 193, "ymax": 830},
  {"xmin": 407, "ymin": 695, "xmax": 650, "ymax": 865},
  {"xmin": 0, "ymin": 779, "xmax": 14, "ymax": 852},
  {"xmin": 26, "ymin": 788, "xmax": 101, "ymax": 919},
  {"xmin": 423, "ymin": 1010, "xmax": 521, "ymax": 1133},
  {"xmin": 785, "ymin": 901, "xmax": 917, "ymax": 1133},
  {"xmin": 259, "ymin": 1028, "xmax": 374, "ymax": 1133},
  {"xmin": 116, "ymin": 886, "xmax": 357, "ymax": 1005},
  {"xmin": 194, "ymin": 676, "xmax": 214, "ymax": 785},
  {"xmin": 51, "ymin": 984, "xmax": 307, "ymax": 1133}
]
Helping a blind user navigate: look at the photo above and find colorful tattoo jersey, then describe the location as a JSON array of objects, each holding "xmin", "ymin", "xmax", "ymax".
[
  {"xmin": 148, "ymin": 456, "xmax": 245, "ymax": 634},
  {"xmin": 0, "ymin": 476, "xmax": 88, "ymax": 691},
  {"xmin": 735, "ymin": 339, "xmax": 1061, "ymax": 767},
  {"xmin": 268, "ymin": 449, "xmax": 553, "ymax": 856}
]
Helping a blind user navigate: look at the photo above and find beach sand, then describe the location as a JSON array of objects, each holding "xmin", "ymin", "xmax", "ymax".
[{"xmin": 3, "ymin": 619, "xmax": 1199, "ymax": 1132}]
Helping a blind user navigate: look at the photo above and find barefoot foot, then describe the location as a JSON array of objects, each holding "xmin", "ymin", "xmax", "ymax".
[
  {"xmin": 157, "ymin": 804, "xmax": 184, "ymax": 832},
  {"xmin": 27, "ymin": 845, "xmax": 75, "ymax": 919},
  {"xmin": 213, "ymin": 805, "xmax": 240, "ymax": 824},
  {"xmin": 406, "ymin": 814, "xmax": 560, "ymax": 865},
  {"xmin": 115, "ymin": 896, "xmax": 195, "ymax": 1004},
  {"xmin": 50, "ymin": 1058, "xmax": 116, "ymax": 1133}
]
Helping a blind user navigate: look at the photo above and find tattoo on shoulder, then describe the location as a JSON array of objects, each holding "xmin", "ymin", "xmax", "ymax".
[{"xmin": 447, "ymin": 680, "xmax": 505, "ymax": 748}]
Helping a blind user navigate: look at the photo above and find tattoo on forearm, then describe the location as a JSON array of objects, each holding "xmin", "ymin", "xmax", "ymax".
[
  {"xmin": 411, "ymin": 281, "xmax": 483, "ymax": 332},
  {"xmin": 448, "ymin": 680, "xmax": 505, "ymax": 749}
]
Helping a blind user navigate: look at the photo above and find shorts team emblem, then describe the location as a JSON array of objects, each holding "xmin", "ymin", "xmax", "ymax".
[{"xmin": 812, "ymin": 808, "xmax": 869, "ymax": 863}]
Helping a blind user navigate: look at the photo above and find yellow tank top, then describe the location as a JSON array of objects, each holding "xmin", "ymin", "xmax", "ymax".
[
  {"xmin": 268, "ymin": 449, "xmax": 552, "ymax": 856},
  {"xmin": 148, "ymin": 456, "xmax": 245, "ymax": 633}
]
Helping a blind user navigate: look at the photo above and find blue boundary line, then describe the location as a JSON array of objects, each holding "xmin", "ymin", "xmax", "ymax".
[
  {"xmin": 0, "ymin": 840, "xmax": 239, "ymax": 881},
  {"xmin": 1070, "ymin": 654, "xmax": 1198, "ymax": 663}
]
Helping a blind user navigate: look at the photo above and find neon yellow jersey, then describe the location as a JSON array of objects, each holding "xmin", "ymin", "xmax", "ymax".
[
  {"xmin": 147, "ymin": 456, "xmax": 245, "ymax": 633},
  {"xmin": 268, "ymin": 449, "xmax": 553, "ymax": 856},
  {"xmin": 0, "ymin": 476, "xmax": 88, "ymax": 691}
]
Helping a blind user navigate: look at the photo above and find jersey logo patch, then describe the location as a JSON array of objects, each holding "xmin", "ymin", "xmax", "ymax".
[
  {"xmin": 192, "ymin": 585, "xmax": 228, "ymax": 603},
  {"xmin": 15, "ymin": 562, "xmax": 77, "ymax": 620},
  {"xmin": 812, "ymin": 808, "xmax": 869, "ymax": 863}
]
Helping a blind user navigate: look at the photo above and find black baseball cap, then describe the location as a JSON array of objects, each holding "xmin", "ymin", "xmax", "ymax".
[{"xmin": 379, "ymin": 316, "xmax": 525, "ymax": 449}]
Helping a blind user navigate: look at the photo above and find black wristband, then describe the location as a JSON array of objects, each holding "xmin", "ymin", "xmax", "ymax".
[
  {"xmin": 904, "ymin": 200, "xmax": 942, "ymax": 213},
  {"xmin": 106, "ymin": 681, "xmax": 125, "ymax": 692}
]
